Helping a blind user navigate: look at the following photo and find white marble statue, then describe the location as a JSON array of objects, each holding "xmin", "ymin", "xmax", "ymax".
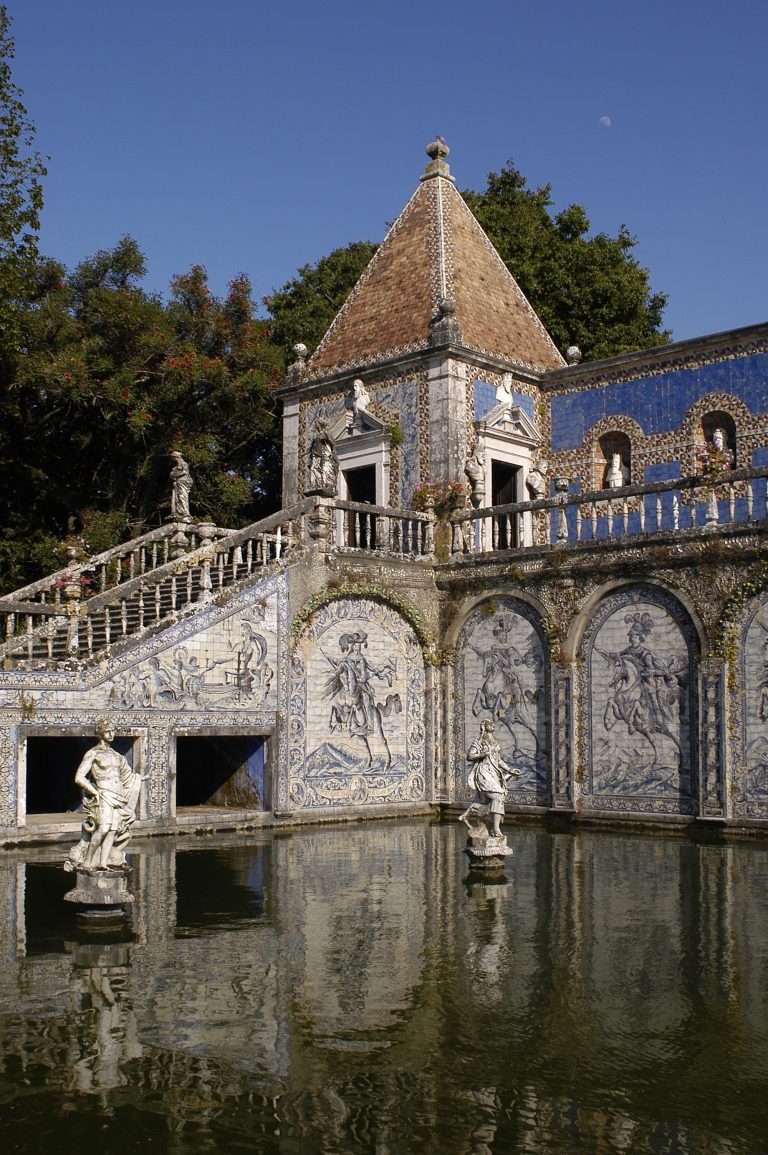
[
  {"xmin": 65, "ymin": 720, "xmax": 148, "ymax": 872},
  {"xmin": 345, "ymin": 378, "xmax": 371, "ymax": 433},
  {"xmin": 606, "ymin": 452, "xmax": 629, "ymax": 489},
  {"xmin": 307, "ymin": 421, "xmax": 339, "ymax": 496},
  {"xmin": 459, "ymin": 720, "xmax": 520, "ymax": 839},
  {"xmin": 526, "ymin": 459, "xmax": 549, "ymax": 500},
  {"xmin": 169, "ymin": 451, "xmax": 193, "ymax": 522},
  {"xmin": 464, "ymin": 446, "xmax": 486, "ymax": 508}
]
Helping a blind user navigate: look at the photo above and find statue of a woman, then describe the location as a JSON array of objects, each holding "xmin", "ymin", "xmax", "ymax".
[
  {"xmin": 307, "ymin": 421, "xmax": 338, "ymax": 497},
  {"xmin": 169, "ymin": 451, "xmax": 193, "ymax": 522}
]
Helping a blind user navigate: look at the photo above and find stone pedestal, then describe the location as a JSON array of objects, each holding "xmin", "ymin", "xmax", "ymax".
[
  {"xmin": 463, "ymin": 831, "xmax": 514, "ymax": 871},
  {"xmin": 64, "ymin": 865, "xmax": 134, "ymax": 927}
]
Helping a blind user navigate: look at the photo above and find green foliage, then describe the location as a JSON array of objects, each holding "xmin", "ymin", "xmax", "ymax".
[
  {"xmin": 265, "ymin": 241, "xmax": 378, "ymax": 359},
  {"xmin": 0, "ymin": 7, "xmax": 46, "ymax": 352},
  {"xmin": 463, "ymin": 163, "xmax": 670, "ymax": 360},
  {"xmin": 0, "ymin": 241, "xmax": 283, "ymax": 590}
]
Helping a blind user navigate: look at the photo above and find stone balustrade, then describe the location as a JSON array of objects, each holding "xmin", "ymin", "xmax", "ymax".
[{"xmin": 448, "ymin": 465, "xmax": 768, "ymax": 556}]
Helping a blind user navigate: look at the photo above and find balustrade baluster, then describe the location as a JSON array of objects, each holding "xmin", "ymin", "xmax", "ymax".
[
  {"xmin": 121, "ymin": 600, "xmax": 127, "ymax": 635},
  {"xmin": 162, "ymin": 539, "xmax": 169, "ymax": 564},
  {"xmin": 100, "ymin": 565, "xmax": 107, "ymax": 592},
  {"xmin": 492, "ymin": 514, "xmax": 500, "ymax": 550},
  {"xmin": 7, "ymin": 613, "xmax": 14, "ymax": 642},
  {"xmin": 186, "ymin": 568, "xmax": 193, "ymax": 603},
  {"xmin": 26, "ymin": 615, "xmax": 33, "ymax": 659},
  {"xmin": 622, "ymin": 498, "xmax": 629, "ymax": 535},
  {"xmin": 608, "ymin": 502, "xmax": 615, "ymax": 537},
  {"xmin": 575, "ymin": 506, "xmax": 582, "ymax": 540},
  {"xmin": 104, "ymin": 608, "xmax": 111, "ymax": 648},
  {"xmin": 672, "ymin": 494, "xmax": 680, "ymax": 530},
  {"xmin": 217, "ymin": 553, "xmax": 224, "ymax": 588},
  {"xmin": 139, "ymin": 546, "xmax": 146, "ymax": 574},
  {"xmin": 639, "ymin": 496, "xmax": 646, "ymax": 533},
  {"xmin": 746, "ymin": 481, "xmax": 754, "ymax": 519},
  {"xmin": 116, "ymin": 558, "xmax": 122, "ymax": 584},
  {"xmin": 729, "ymin": 483, "xmax": 736, "ymax": 523},
  {"xmin": 155, "ymin": 585, "xmax": 161, "ymax": 620},
  {"xmin": 86, "ymin": 617, "xmax": 93, "ymax": 656},
  {"xmin": 275, "ymin": 526, "xmax": 283, "ymax": 559},
  {"xmin": 246, "ymin": 540, "xmax": 253, "ymax": 572},
  {"xmin": 138, "ymin": 588, "xmax": 145, "ymax": 630},
  {"xmin": 129, "ymin": 553, "xmax": 135, "ymax": 579},
  {"xmin": 656, "ymin": 494, "xmax": 662, "ymax": 531}
]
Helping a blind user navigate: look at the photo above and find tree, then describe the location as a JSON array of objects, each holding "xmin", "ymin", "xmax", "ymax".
[
  {"xmin": 0, "ymin": 5, "xmax": 46, "ymax": 351},
  {"xmin": 266, "ymin": 167, "xmax": 669, "ymax": 363},
  {"xmin": 265, "ymin": 241, "xmax": 377, "ymax": 361},
  {"xmin": 463, "ymin": 164, "xmax": 669, "ymax": 361},
  {"xmin": 0, "ymin": 240, "xmax": 283, "ymax": 591}
]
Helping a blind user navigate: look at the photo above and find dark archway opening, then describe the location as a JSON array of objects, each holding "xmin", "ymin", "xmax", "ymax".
[
  {"xmin": 176, "ymin": 735, "xmax": 266, "ymax": 809},
  {"xmin": 25, "ymin": 735, "xmax": 135, "ymax": 815}
]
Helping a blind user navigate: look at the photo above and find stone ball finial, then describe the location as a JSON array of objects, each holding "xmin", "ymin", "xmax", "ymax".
[
  {"xmin": 565, "ymin": 345, "xmax": 582, "ymax": 365},
  {"xmin": 293, "ymin": 342, "xmax": 307, "ymax": 362},
  {"xmin": 438, "ymin": 298, "xmax": 456, "ymax": 316},
  {"xmin": 426, "ymin": 136, "xmax": 450, "ymax": 161}
]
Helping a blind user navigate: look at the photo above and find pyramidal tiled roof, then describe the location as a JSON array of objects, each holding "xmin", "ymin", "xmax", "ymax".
[{"xmin": 309, "ymin": 139, "xmax": 565, "ymax": 375}]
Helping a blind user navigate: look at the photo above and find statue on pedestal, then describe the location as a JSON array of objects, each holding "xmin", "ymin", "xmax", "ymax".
[
  {"xmin": 605, "ymin": 452, "xmax": 629, "ymax": 489},
  {"xmin": 65, "ymin": 719, "xmax": 147, "ymax": 874},
  {"xmin": 464, "ymin": 446, "xmax": 486, "ymax": 509},
  {"xmin": 169, "ymin": 451, "xmax": 193, "ymax": 523},
  {"xmin": 459, "ymin": 721, "xmax": 519, "ymax": 868},
  {"xmin": 307, "ymin": 421, "xmax": 339, "ymax": 497}
]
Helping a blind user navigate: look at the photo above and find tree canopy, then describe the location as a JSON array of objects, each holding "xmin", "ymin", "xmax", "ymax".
[
  {"xmin": 1, "ymin": 240, "xmax": 282, "ymax": 590},
  {"xmin": 0, "ymin": 6, "xmax": 46, "ymax": 351},
  {"xmin": 266, "ymin": 165, "xmax": 669, "ymax": 364}
]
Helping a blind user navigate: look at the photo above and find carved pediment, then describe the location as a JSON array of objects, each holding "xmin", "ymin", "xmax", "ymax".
[
  {"xmin": 474, "ymin": 402, "xmax": 541, "ymax": 447},
  {"xmin": 329, "ymin": 409, "xmax": 387, "ymax": 442}
]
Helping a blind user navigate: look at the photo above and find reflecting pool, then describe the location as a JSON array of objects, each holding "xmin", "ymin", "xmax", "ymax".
[{"xmin": 1, "ymin": 820, "xmax": 768, "ymax": 1154}]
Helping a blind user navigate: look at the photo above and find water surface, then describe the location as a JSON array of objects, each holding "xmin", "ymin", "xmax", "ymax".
[{"xmin": 1, "ymin": 820, "xmax": 767, "ymax": 1154}]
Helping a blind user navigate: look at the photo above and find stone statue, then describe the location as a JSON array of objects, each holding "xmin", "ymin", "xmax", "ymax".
[
  {"xmin": 64, "ymin": 719, "xmax": 148, "ymax": 873},
  {"xmin": 526, "ymin": 459, "xmax": 549, "ymax": 500},
  {"xmin": 345, "ymin": 378, "xmax": 370, "ymax": 433},
  {"xmin": 459, "ymin": 720, "xmax": 520, "ymax": 840},
  {"xmin": 169, "ymin": 451, "xmax": 193, "ymax": 522},
  {"xmin": 464, "ymin": 446, "xmax": 486, "ymax": 508},
  {"xmin": 307, "ymin": 420, "xmax": 339, "ymax": 497},
  {"xmin": 713, "ymin": 427, "xmax": 726, "ymax": 450},
  {"xmin": 606, "ymin": 452, "xmax": 629, "ymax": 489}
]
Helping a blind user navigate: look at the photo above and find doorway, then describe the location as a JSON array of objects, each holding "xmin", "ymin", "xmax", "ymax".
[
  {"xmin": 25, "ymin": 735, "xmax": 135, "ymax": 816},
  {"xmin": 175, "ymin": 735, "xmax": 267, "ymax": 809},
  {"xmin": 491, "ymin": 461, "xmax": 520, "ymax": 549},
  {"xmin": 343, "ymin": 464, "xmax": 377, "ymax": 547}
]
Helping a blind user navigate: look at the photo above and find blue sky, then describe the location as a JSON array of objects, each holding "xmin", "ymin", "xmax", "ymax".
[{"xmin": 11, "ymin": 0, "xmax": 767, "ymax": 345}]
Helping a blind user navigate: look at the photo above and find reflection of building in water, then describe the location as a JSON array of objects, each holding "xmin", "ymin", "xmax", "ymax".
[{"xmin": 2, "ymin": 828, "xmax": 768, "ymax": 1152}]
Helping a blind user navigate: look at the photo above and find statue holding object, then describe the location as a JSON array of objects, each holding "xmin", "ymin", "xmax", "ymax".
[
  {"xmin": 169, "ymin": 450, "xmax": 193, "ymax": 523},
  {"xmin": 459, "ymin": 720, "xmax": 519, "ymax": 868},
  {"xmin": 65, "ymin": 719, "xmax": 148, "ymax": 873}
]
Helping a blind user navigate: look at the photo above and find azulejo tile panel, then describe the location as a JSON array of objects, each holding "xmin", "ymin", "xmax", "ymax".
[
  {"xmin": 581, "ymin": 587, "xmax": 698, "ymax": 815},
  {"xmin": 455, "ymin": 598, "xmax": 550, "ymax": 807},
  {"xmin": 741, "ymin": 594, "xmax": 768, "ymax": 818},
  {"xmin": 289, "ymin": 598, "xmax": 426, "ymax": 809}
]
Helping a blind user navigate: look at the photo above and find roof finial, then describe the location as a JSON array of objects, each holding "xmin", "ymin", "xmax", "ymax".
[{"xmin": 421, "ymin": 136, "xmax": 454, "ymax": 183}]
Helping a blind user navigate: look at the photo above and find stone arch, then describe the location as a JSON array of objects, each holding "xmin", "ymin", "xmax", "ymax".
[
  {"xmin": 287, "ymin": 596, "xmax": 427, "ymax": 811},
  {"xmin": 739, "ymin": 592, "xmax": 768, "ymax": 819},
  {"xmin": 454, "ymin": 594, "xmax": 550, "ymax": 808},
  {"xmin": 579, "ymin": 584, "xmax": 699, "ymax": 817},
  {"xmin": 680, "ymin": 393, "xmax": 752, "ymax": 475}
]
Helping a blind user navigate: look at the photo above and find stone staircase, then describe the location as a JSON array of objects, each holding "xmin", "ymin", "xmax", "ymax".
[{"xmin": 0, "ymin": 502, "xmax": 313, "ymax": 667}]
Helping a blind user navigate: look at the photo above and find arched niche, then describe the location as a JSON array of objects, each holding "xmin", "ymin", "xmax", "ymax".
[
  {"xmin": 700, "ymin": 410, "xmax": 737, "ymax": 468},
  {"xmin": 594, "ymin": 431, "xmax": 632, "ymax": 490},
  {"xmin": 579, "ymin": 586, "xmax": 698, "ymax": 816},
  {"xmin": 454, "ymin": 596, "xmax": 550, "ymax": 807},
  {"xmin": 288, "ymin": 598, "xmax": 426, "ymax": 810}
]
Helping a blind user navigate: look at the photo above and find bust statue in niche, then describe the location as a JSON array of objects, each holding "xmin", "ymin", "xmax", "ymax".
[{"xmin": 605, "ymin": 452, "xmax": 630, "ymax": 489}]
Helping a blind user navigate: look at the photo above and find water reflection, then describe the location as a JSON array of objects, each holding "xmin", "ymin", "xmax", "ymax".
[{"xmin": 0, "ymin": 823, "xmax": 767, "ymax": 1153}]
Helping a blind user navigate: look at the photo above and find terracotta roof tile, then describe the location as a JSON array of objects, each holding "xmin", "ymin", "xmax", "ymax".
[{"xmin": 309, "ymin": 149, "xmax": 565, "ymax": 376}]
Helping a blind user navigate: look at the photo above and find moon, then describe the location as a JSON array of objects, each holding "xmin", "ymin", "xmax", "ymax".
[{"xmin": 599, "ymin": 115, "xmax": 612, "ymax": 128}]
